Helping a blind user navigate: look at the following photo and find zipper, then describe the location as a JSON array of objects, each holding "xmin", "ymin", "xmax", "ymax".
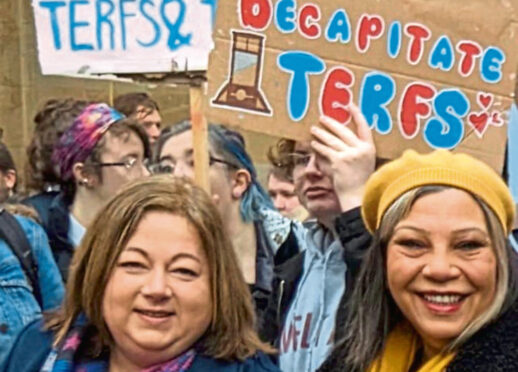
[{"xmin": 276, "ymin": 279, "xmax": 286, "ymax": 324}]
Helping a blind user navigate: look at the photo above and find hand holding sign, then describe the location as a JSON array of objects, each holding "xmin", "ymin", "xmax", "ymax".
[{"xmin": 310, "ymin": 103, "xmax": 375, "ymax": 212}]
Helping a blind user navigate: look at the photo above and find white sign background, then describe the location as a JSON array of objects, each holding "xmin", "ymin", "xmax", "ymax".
[{"xmin": 32, "ymin": 0, "xmax": 215, "ymax": 75}]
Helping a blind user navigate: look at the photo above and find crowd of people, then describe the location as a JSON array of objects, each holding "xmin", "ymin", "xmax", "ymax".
[{"xmin": 0, "ymin": 92, "xmax": 516, "ymax": 372}]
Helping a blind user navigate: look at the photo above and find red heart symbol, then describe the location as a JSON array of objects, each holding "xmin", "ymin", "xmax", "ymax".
[
  {"xmin": 468, "ymin": 112, "xmax": 489, "ymax": 136},
  {"xmin": 491, "ymin": 111, "xmax": 503, "ymax": 126},
  {"xmin": 477, "ymin": 93, "xmax": 493, "ymax": 109}
]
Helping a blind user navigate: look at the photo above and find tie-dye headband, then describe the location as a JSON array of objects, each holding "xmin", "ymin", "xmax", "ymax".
[{"xmin": 52, "ymin": 103, "xmax": 124, "ymax": 182}]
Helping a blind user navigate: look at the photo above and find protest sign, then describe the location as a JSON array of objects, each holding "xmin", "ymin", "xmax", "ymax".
[
  {"xmin": 32, "ymin": 0, "xmax": 216, "ymax": 74},
  {"xmin": 207, "ymin": 0, "xmax": 518, "ymax": 171}
]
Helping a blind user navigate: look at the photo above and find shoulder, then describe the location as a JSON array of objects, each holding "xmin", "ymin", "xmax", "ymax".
[
  {"xmin": 192, "ymin": 353, "xmax": 281, "ymax": 372},
  {"xmin": 448, "ymin": 300, "xmax": 518, "ymax": 371},
  {"xmin": 1, "ymin": 319, "xmax": 54, "ymax": 372}
]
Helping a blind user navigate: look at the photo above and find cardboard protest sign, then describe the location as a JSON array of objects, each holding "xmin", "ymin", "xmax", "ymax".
[
  {"xmin": 208, "ymin": 0, "xmax": 518, "ymax": 172},
  {"xmin": 32, "ymin": 0, "xmax": 216, "ymax": 74}
]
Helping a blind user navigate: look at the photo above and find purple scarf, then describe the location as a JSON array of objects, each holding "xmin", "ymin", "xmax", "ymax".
[{"xmin": 41, "ymin": 315, "xmax": 196, "ymax": 372}]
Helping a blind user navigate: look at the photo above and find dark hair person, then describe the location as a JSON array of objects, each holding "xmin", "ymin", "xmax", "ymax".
[
  {"xmin": 3, "ymin": 176, "xmax": 280, "ymax": 372},
  {"xmin": 319, "ymin": 150, "xmax": 518, "ymax": 372}
]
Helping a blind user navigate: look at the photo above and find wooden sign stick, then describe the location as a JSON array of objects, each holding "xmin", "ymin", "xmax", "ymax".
[{"xmin": 189, "ymin": 84, "xmax": 210, "ymax": 192}]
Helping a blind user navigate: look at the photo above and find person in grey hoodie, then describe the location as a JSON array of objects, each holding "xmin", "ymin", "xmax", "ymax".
[{"xmin": 260, "ymin": 104, "xmax": 375, "ymax": 372}]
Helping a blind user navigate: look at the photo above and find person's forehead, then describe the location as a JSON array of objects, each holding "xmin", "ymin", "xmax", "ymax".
[
  {"xmin": 268, "ymin": 173, "xmax": 293, "ymax": 188},
  {"xmin": 136, "ymin": 106, "xmax": 161, "ymax": 122},
  {"xmin": 101, "ymin": 130, "xmax": 144, "ymax": 157},
  {"xmin": 294, "ymin": 141, "xmax": 311, "ymax": 152},
  {"xmin": 161, "ymin": 129, "xmax": 215, "ymax": 158}
]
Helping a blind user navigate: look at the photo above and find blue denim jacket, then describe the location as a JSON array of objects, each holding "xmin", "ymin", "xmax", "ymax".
[{"xmin": 0, "ymin": 215, "xmax": 65, "ymax": 364}]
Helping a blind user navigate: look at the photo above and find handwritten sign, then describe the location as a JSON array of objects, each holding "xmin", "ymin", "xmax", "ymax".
[
  {"xmin": 32, "ymin": 0, "xmax": 217, "ymax": 74},
  {"xmin": 207, "ymin": 0, "xmax": 518, "ymax": 172}
]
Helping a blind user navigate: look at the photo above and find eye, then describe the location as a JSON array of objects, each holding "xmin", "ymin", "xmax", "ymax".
[
  {"xmin": 455, "ymin": 240, "xmax": 487, "ymax": 250},
  {"xmin": 171, "ymin": 267, "xmax": 198, "ymax": 279},
  {"xmin": 118, "ymin": 261, "xmax": 147, "ymax": 272},
  {"xmin": 394, "ymin": 239, "xmax": 426, "ymax": 249}
]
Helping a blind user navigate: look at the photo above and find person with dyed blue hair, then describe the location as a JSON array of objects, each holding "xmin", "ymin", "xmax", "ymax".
[{"xmin": 154, "ymin": 121, "xmax": 306, "ymax": 317}]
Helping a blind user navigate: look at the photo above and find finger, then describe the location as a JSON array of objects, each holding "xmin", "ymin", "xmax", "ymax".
[
  {"xmin": 349, "ymin": 103, "xmax": 374, "ymax": 144},
  {"xmin": 319, "ymin": 115, "xmax": 360, "ymax": 147},
  {"xmin": 311, "ymin": 140, "xmax": 339, "ymax": 161},
  {"xmin": 311, "ymin": 126, "xmax": 350, "ymax": 152}
]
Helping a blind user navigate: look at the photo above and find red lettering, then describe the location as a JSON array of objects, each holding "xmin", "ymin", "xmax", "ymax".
[
  {"xmin": 399, "ymin": 83, "xmax": 435, "ymax": 138},
  {"xmin": 281, "ymin": 324, "xmax": 296, "ymax": 353},
  {"xmin": 404, "ymin": 24, "xmax": 431, "ymax": 64},
  {"xmin": 239, "ymin": 0, "xmax": 272, "ymax": 30},
  {"xmin": 300, "ymin": 313, "xmax": 313, "ymax": 349},
  {"xmin": 457, "ymin": 41, "xmax": 482, "ymax": 77},
  {"xmin": 319, "ymin": 67, "xmax": 354, "ymax": 124},
  {"xmin": 298, "ymin": 4, "xmax": 321, "ymax": 39},
  {"xmin": 356, "ymin": 14, "xmax": 384, "ymax": 53}
]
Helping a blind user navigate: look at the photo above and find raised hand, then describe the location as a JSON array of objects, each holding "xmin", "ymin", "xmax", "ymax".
[{"xmin": 310, "ymin": 103, "xmax": 376, "ymax": 212}]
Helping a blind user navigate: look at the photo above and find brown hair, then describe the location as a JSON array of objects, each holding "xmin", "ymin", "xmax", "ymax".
[
  {"xmin": 113, "ymin": 92, "xmax": 159, "ymax": 118},
  {"xmin": 26, "ymin": 99, "xmax": 90, "ymax": 191},
  {"xmin": 52, "ymin": 175, "xmax": 273, "ymax": 360}
]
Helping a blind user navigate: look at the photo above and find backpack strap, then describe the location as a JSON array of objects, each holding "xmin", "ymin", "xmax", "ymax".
[{"xmin": 0, "ymin": 208, "xmax": 43, "ymax": 307}]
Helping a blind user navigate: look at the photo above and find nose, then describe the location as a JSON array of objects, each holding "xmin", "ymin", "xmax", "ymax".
[
  {"xmin": 422, "ymin": 249, "xmax": 461, "ymax": 282},
  {"xmin": 303, "ymin": 153, "xmax": 322, "ymax": 177},
  {"xmin": 273, "ymin": 195, "xmax": 286, "ymax": 211},
  {"xmin": 141, "ymin": 269, "xmax": 172, "ymax": 300},
  {"xmin": 148, "ymin": 124, "xmax": 160, "ymax": 143},
  {"xmin": 142, "ymin": 163, "xmax": 151, "ymax": 177},
  {"xmin": 172, "ymin": 161, "xmax": 189, "ymax": 178}
]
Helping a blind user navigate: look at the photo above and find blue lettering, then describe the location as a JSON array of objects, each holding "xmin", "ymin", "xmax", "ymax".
[
  {"xmin": 326, "ymin": 9, "xmax": 351, "ymax": 44},
  {"xmin": 325, "ymin": 9, "xmax": 351, "ymax": 43},
  {"xmin": 69, "ymin": 0, "xmax": 94, "ymax": 51},
  {"xmin": 95, "ymin": 0, "xmax": 115, "ymax": 50},
  {"xmin": 359, "ymin": 72, "xmax": 396, "ymax": 134},
  {"xmin": 201, "ymin": 0, "xmax": 218, "ymax": 28},
  {"xmin": 275, "ymin": 0, "xmax": 296, "ymax": 33},
  {"xmin": 481, "ymin": 47, "xmax": 505, "ymax": 83},
  {"xmin": 387, "ymin": 21, "xmax": 401, "ymax": 59},
  {"xmin": 429, "ymin": 35, "xmax": 454, "ymax": 71},
  {"xmin": 424, "ymin": 89, "xmax": 469, "ymax": 149},
  {"xmin": 38, "ymin": 1, "xmax": 66, "ymax": 50},
  {"xmin": 161, "ymin": 0, "xmax": 192, "ymax": 51},
  {"xmin": 137, "ymin": 0, "xmax": 161, "ymax": 47},
  {"xmin": 119, "ymin": 0, "xmax": 137, "ymax": 50},
  {"xmin": 278, "ymin": 51, "xmax": 325, "ymax": 121}
]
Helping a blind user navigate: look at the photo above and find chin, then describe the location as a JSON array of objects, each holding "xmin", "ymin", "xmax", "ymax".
[{"xmin": 416, "ymin": 322, "xmax": 465, "ymax": 344}]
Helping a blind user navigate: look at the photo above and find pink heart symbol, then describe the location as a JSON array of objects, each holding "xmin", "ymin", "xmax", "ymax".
[
  {"xmin": 468, "ymin": 112, "xmax": 489, "ymax": 136},
  {"xmin": 477, "ymin": 93, "xmax": 493, "ymax": 110}
]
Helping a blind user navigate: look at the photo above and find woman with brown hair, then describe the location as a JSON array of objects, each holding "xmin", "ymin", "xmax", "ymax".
[{"xmin": 3, "ymin": 175, "xmax": 279, "ymax": 372}]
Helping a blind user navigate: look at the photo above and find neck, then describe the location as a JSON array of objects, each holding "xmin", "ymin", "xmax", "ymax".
[
  {"xmin": 70, "ymin": 190, "xmax": 104, "ymax": 228},
  {"xmin": 225, "ymin": 204, "xmax": 257, "ymax": 284}
]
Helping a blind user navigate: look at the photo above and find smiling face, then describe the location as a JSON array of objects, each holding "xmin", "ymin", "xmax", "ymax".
[
  {"xmin": 386, "ymin": 188, "xmax": 497, "ymax": 355},
  {"xmin": 102, "ymin": 211, "xmax": 212, "ymax": 367},
  {"xmin": 292, "ymin": 141, "xmax": 341, "ymax": 223}
]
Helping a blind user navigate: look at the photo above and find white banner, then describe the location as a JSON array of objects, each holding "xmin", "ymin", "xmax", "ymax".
[{"xmin": 32, "ymin": 0, "xmax": 216, "ymax": 75}]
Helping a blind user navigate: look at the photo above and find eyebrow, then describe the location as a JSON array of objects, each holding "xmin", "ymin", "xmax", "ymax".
[
  {"xmin": 393, "ymin": 226, "xmax": 489, "ymax": 236},
  {"xmin": 122, "ymin": 247, "xmax": 202, "ymax": 264}
]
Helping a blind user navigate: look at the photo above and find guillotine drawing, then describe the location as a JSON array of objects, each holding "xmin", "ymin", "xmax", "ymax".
[{"xmin": 211, "ymin": 30, "xmax": 272, "ymax": 115}]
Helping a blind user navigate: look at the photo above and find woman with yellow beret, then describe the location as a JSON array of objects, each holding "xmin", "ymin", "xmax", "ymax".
[{"xmin": 318, "ymin": 149, "xmax": 518, "ymax": 372}]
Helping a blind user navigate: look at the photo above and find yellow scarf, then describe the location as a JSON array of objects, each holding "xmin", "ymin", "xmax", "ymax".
[{"xmin": 367, "ymin": 323, "xmax": 456, "ymax": 372}]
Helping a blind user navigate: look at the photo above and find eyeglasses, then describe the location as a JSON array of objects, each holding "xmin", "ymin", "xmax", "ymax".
[
  {"xmin": 96, "ymin": 157, "xmax": 150, "ymax": 171},
  {"xmin": 152, "ymin": 156, "xmax": 239, "ymax": 175},
  {"xmin": 283, "ymin": 152, "xmax": 314, "ymax": 168}
]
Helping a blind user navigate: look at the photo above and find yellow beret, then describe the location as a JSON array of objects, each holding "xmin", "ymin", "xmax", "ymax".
[{"xmin": 362, "ymin": 149, "xmax": 515, "ymax": 234}]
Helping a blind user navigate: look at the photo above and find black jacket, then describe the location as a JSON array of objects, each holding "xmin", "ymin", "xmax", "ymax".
[
  {"xmin": 318, "ymin": 298, "xmax": 518, "ymax": 372},
  {"xmin": 36, "ymin": 193, "xmax": 74, "ymax": 282},
  {"xmin": 258, "ymin": 207, "xmax": 371, "ymax": 346}
]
